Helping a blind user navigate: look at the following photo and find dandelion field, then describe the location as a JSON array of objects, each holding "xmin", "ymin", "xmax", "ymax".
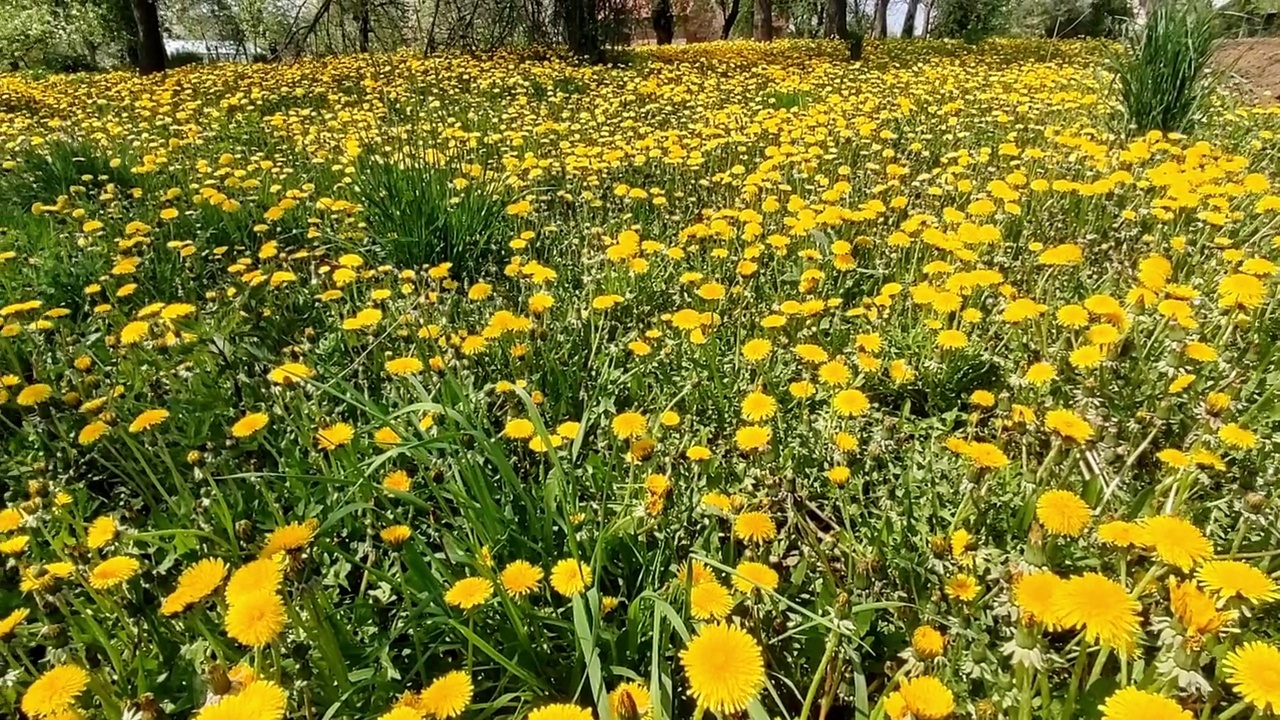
[{"xmin": 2, "ymin": 38, "xmax": 1280, "ymax": 720}]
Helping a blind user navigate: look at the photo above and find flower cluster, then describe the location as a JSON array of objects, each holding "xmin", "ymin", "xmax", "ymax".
[{"xmin": 2, "ymin": 37, "xmax": 1280, "ymax": 720}]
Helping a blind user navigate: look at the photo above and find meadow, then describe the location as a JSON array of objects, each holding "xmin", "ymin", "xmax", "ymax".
[{"xmin": 1, "ymin": 38, "xmax": 1280, "ymax": 720}]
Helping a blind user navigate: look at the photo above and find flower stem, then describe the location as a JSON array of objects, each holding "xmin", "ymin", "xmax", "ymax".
[
  {"xmin": 1017, "ymin": 665, "xmax": 1035, "ymax": 720},
  {"xmin": 1060, "ymin": 640, "xmax": 1090, "ymax": 720},
  {"xmin": 800, "ymin": 630, "xmax": 840, "ymax": 720}
]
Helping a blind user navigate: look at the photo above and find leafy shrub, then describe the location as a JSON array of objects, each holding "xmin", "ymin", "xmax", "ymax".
[
  {"xmin": 1034, "ymin": 0, "xmax": 1131, "ymax": 38},
  {"xmin": 1109, "ymin": 0, "xmax": 1221, "ymax": 135},
  {"xmin": 934, "ymin": 0, "xmax": 1011, "ymax": 41},
  {"xmin": 0, "ymin": 0, "xmax": 113, "ymax": 71},
  {"xmin": 168, "ymin": 50, "xmax": 208, "ymax": 68}
]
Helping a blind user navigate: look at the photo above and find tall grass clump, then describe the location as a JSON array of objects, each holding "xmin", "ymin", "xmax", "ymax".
[
  {"xmin": 1109, "ymin": 0, "xmax": 1220, "ymax": 135},
  {"xmin": 353, "ymin": 99, "xmax": 512, "ymax": 279},
  {"xmin": 356, "ymin": 157, "xmax": 511, "ymax": 278}
]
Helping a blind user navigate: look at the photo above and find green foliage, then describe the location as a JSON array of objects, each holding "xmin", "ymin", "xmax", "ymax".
[
  {"xmin": 168, "ymin": 50, "xmax": 209, "ymax": 68},
  {"xmin": 1108, "ymin": 0, "xmax": 1221, "ymax": 135},
  {"xmin": 1030, "ymin": 0, "xmax": 1131, "ymax": 38},
  {"xmin": 0, "ymin": 140, "xmax": 139, "ymax": 213},
  {"xmin": 934, "ymin": 0, "xmax": 1011, "ymax": 41},
  {"xmin": 0, "ymin": 0, "xmax": 116, "ymax": 71},
  {"xmin": 1216, "ymin": 0, "xmax": 1280, "ymax": 37}
]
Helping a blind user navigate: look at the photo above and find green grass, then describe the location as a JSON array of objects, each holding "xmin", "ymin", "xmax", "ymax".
[{"xmin": 1108, "ymin": 0, "xmax": 1221, "ymax": 135}]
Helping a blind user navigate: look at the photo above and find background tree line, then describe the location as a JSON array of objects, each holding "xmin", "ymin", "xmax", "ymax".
[{"xmin": 1, "ymin": 0, "xmax": 1264, "ymax": 74}]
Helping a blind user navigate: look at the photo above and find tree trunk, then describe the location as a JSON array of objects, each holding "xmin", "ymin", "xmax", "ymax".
[
  {"xmin": 358, "ymin": 0, "xmax": 372, "ymax": 51},
  {"xmin": 824, "ymin": 0, "xmax": 848, "ymax": 37},
  {"xmin": 560, "ymin": 0, "xmax": 601, "ymax": 60},
  {"xmin": 901, "ymin": 0, "xmax": 918, "ymax": 36},
  {"xmin": 129, "ymin": 0, "xmax": 166, "ymax": 74},
  {"xmin": 652, "ymin": 0, "xmax": 675, "ymax": 43},
  {"xmin": 871, "ymin": 0, "xmax": 889, "ymax": 37},
  {"xmin": 753, "ymin": 0, "xmax": 773, "ymax": 40},
  {"xmin": 112, "ymin": 0, "xmax": 141, "ymax": 67},
  {"xmin": 721, "ymin": 0, "xmax": 742, "ymax": 38}
]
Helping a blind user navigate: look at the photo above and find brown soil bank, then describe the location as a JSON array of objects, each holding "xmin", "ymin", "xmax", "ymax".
[{"xmin": 1218, "ymin": 37, "xmax": 1280, "ymax": 105}]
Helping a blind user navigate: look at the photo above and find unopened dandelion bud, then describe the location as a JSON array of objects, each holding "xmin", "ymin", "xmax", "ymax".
[
  {"xmin": 1245, "ymin": 492, "xmax": 1267, "ymax": 513},
  {"xmin": 207, "ymin": 663, "xmax": 231, "ymax": 696}
]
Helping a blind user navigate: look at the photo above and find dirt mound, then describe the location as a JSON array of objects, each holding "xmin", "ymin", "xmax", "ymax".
[{"xmin": 1217, "ymin": 37, "xmax": 1280, "ymax": 105}]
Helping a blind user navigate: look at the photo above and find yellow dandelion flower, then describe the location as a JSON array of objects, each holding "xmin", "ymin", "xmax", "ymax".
[
  {"xmin": 936, "ymin": 329, "xmax": 968, "ymax": 349},
  {"xmin": 1101, "ymin": 687, "xmax": 1192, "ymax": 720},
  {"xmin": 161, "ymin": 558, "xmax": 228, "ymax": 616},
  {"xmin": 609, "ymin": 682, "xmax": 652, "ymax": 720},
  {"xmin": 741, "ymin": 338, "xmax": 772, "ymax": 362},
  {"xmin": 1169, "ymin": 579, "xmax": 1230, "ymax": 636},
  {"xmin": 0, "ymin": 535, "xmax": 29, "ymax": 555},
  {"xmin": 371, "ymin": 428, "xmax": 401, "ymax": 448},
  {"xmin": 128, "ymin": 408, "xmax": 169, "ymax": 433},
  {"xmin": 315, "ymin": 422, "xmax": 354, "ymax": 450},
  {"xmin": 733, "ymin": 512, "xmax": 776, "ymax": 543},
  {"xmin": 526, "ymin": 704, "xmax": 593, "ymax": 720},
  {"xmin": 383, "ymin": 470, "xmax": 412, "ymax": 492},
  {"xmin": 680, "ymin": 622, "xmax": 765, "ymax": 714},
  {"xmin": 1218, "ymin": 273, "xmax": 1266, "ymax": 310},
  {"xmin": 224, "ymin": 590, "xmax": 286, "ymax": 647},
  {"xmin": 85, "ymin": 516, "xmax": 117, "ymax": 549},
  {"xmin": 1184, "ymin": 341, "xmax": 1217, "ymax": 362},
  {"xmin": 380, "ymin": 525, "xmax": 411, "ymax": 547},
  {"xmin": 226, "ymin": 556, "xmax": 284, "ymax": 599},
  {"xmin": 912, "ymin": 626, "xmax": 946, "ymax": 660},
  {"xmin": 1052, "ymin": 573, "xmax": 1140, "ymax": 651},
  {"xmin": 78, "ymin": 421, "xmax": 110, "ymax": 445},
  {"xmin": 500, "ymin": 560, "xmax": 544, "ymax": 597},
  {"xmin": 1036, "ymin": 490, "xmax": 1091, "ymax": 536},
  {"xmin": 945, "ymin": 574, "xmax": 979, "ymax": 601},
  {"xmin": 1224, "ymin": 642, "xmax": 1280, "ymax": 714},
  {"xmin": 832, "ymin": 388, "xmax": 870, "ymax": 416},
  {"xmin": 1044, "ymin": 409, "xmax": 1093, "ymax": 443},
  {"xmin": 1097, "ymin": 521, "xmax": 1144, "ymax": 548},
  {"xmin": 732, "ymin": 561, "xmax": 779, "ymax": 594},
  {"xmin": 550, "ymin": 559, "xmax": 592, "ymax": 597},
  {"xmin": 17, "ymin": 384, "xmax": 53, "ymax": 406},
  {"xmin": 689, "ymin": 578, "xmax": 735, "ymax": 620},
  {"xmin": 740, "ymin": 391, "xmax": 777, "ymax": 421},
  {"xmin": 260, "ymin": 519, "xmax": 318, "ymax": 558},
  {"xmin": 1024, "ymin": 362, "xmax": 1056, "ymax": 386},
  {"xmin": 896, "ymin": 675, "xmax": 955, "ymax": 720},
  {"xmin": 1137, "ymin": 516, "xmax": 1213, "ymax": 571},
  {"xmin": 21, "ymin": 664, "xmax": 89, "ymax": 719},
  {"xmin": 734, "ymin": 425, "xmax": 771, "ymax": 452},
  {"xmin": 0, "ymin": 607, "xmax": 29, "ymax": 638},
  {"xmin": 1219, "ymin": 423, "xmax": 1257, "ymax": 450},
  {"xmin": 89, "ymin": 555, "xmax": 140, "ymax": 589},
  {"xmin": 194, "ymin": 680, "xmax": 287, "ymax": 720},
  {"xmin": 1014, "ymin": 571, "xmax": 1064, "ymax": 626},
  {"xmin": 1197, "ymin": 560, "xmax": 1278, "ymax": 604},
  {"xmin": 268, "ymin": 362, "xmax": 314, "ymax": 384},
  {"xmin": 420, "ymin": 671, "xmax": 472, "ymax": 719},
  {"xmin": 611, "ymin": 411, "xmax": 647, "ymax": 439},
  {"xmin": 231, "ymin": 412, "xmax": 269, "ymax": 438},
  {"xmin": 444, "ymin": 577, "xmax": 494, "ymax": 610},
  {"xmin": 686, "ymin": 445, "xmax": 712, "ymax": 461},
  {"xmin": 0, "ymin": 507, "xmax": 23, "ymax": 532}
]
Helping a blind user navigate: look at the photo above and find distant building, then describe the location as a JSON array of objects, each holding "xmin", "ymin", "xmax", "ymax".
[{"xmin": 164, "ymin": 39, "xmax": 264, "ymax": 63}]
